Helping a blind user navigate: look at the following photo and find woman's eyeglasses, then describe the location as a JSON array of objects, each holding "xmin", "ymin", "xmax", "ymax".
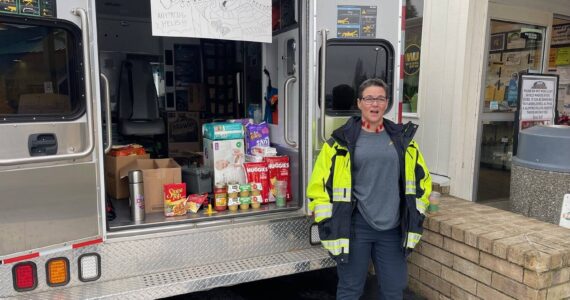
[{"xmin": 360, "ymin": 96, "xmax": 388, "ymax": 105}]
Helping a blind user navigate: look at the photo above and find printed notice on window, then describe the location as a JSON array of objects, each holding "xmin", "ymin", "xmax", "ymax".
[
  {"xmin": 337, "ymin": 5, "xmax": 377, "ymax": 38},
  {"xmin": 151, "ymin": 0, "xmax": 271, "ymax": 43},
  {"xmin": 518, "ymin": 74, "xmax": 559, "ymax": 130}
]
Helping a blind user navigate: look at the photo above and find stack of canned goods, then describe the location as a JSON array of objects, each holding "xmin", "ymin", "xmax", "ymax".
[
  {"xmin": 228, "ymin": 183, "xmax": 240, "ymax": 211},
  {"xmin": 239, "ymin": 184, "xmax": 251, "ymax": 210}
]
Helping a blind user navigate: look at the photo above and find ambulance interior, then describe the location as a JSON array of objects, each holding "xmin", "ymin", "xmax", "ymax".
[{"xmin": 95, "ymin": 0, "xmax": 302, "ymax": 231}]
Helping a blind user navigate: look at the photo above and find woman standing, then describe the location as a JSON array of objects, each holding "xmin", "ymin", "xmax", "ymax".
[{"xmin": 307, "ymin": 78, "xmax": 431, "ymax": 299}]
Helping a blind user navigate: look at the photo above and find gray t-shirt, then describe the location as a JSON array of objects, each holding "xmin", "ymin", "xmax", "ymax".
[{"xmin": 353, "ymin": 130, "xmax": 400, "ymax": 230}]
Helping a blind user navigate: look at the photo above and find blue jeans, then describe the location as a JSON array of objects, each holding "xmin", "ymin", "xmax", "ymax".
[{"xmin": 336, "ymin": 210, "xmax": 407, "ymax": 300}]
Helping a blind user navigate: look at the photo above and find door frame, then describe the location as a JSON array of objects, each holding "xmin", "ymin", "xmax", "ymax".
[{"xmin": 472, "ymin": 2, "xmax": 552, "ymax": 201}]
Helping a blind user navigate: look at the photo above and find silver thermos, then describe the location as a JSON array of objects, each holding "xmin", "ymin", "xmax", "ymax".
[{"xmin": 128, "ymin": 170, "xmax": 145, "ymax": 222}]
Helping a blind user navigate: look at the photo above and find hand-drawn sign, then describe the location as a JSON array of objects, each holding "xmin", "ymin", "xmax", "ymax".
[{"xmin": 151, "ymin": 0, "xmax": 271, "ymax": 43}]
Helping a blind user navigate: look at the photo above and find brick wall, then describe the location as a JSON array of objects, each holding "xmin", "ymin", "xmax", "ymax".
[{"xmin": 408, "ymin": 197, "xmax": 570, "ymax": 300}]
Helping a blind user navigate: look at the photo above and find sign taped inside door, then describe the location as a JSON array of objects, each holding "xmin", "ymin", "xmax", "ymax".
[
  {"xmin": 517, "ymin": 74, "xmax": 559, "ymax": 130},
  {"xmin": 151, "ymin": 0, "xmax": 271, "ymax": 43}
]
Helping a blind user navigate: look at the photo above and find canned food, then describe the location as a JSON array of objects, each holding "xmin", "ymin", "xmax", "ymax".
[
  {"xmin": 239, "ymin": 183, "xmax": 251, "ymax": 197},
  {"xmin": 214, "ymin": 184, "xmax": 227, "ymax": 211}
]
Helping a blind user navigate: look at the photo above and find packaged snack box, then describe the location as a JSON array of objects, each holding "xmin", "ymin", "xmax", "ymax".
[{"xmin": 164, "ymin": 183, "xmax": 187, "ymax": 217}]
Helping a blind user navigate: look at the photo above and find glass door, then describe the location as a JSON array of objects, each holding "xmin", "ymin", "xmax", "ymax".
[
  {"xmin": 549, "ymin": 16, "xmax": 570, "ymax": 121},
  {"xmin": 476, "ymin": 20, "xmax": 546, "ymax": 203}
]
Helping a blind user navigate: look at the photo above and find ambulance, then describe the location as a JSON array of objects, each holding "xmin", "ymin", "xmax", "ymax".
[{"xmin": 0, "ymin": 0, "xmax": 403, "ymax": 298}]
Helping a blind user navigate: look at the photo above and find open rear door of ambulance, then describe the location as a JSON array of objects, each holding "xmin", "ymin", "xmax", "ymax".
[
  {"xmin": 0, "ymin": 2, "xmax": 103, "ymax": 261},
  {"xmin": 303, "ymin": 0, "xmax": 401, "ymax": 216}
]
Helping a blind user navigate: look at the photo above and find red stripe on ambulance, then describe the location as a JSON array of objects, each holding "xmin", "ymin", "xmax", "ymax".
[
  {"xmin": 3, "ymin": 253, "xmax": 40, "ymax": 264},
  {"xmin": 2, "ymin": 237, "xmax": 103, "ymax": 264},
  {"xmin": 72, "ymin": 238, "xmax": 103, "ymax": 249}
]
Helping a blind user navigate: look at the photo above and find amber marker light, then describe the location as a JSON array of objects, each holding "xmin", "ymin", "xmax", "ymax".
[{"xmin": 46, "ymin": 258, "xmax": 70, "ymax": 287}]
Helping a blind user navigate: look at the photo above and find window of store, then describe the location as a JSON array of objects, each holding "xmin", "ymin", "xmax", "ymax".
[
  {"xmin": 549, "ymin": 16, "xmax": 570, "ymax": 124},
  {"xmin": 402, "ymin": 0, "xmax": 424, "ymax": 115},
  {"xmin": 476, "ymin": 19, "xmax": 546, "ymax": 203},
  {"xmin": 483, "ymin": 20, "xmax": 545, "ymax": 113},
  {"xmin": 0, "ymin": 17, "xmax": 83, "ymax": 121}
]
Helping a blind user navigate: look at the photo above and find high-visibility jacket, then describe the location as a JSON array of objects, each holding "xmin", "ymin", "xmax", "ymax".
[{"xmin": 307, "ymin": 116, "xmax": 431, "ymax": 263}]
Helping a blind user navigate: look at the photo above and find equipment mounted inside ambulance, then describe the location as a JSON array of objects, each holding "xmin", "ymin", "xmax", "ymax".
[{"xmin": 0, "ymin": 0, "xmax": 403, "ymax": 298}]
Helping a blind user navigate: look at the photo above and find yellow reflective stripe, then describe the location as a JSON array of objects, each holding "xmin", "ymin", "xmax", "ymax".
[
  {"xmin": 314, "ymin": 203, "xmax": 332, "ymax": 220},
  {"xmin": 405, "ymin": 232, "xmax": 422, "ymax": 248},
  {"xmin": 321, "ymin": 238, "xmax": 350, "ymax": 255},
  {"xmin": 416, "ymin": 198, "xmax": 428, "ymax": 214},
  {"xmin": 332, "ymin": 188, "xmax": 351, "ymax": 202}
]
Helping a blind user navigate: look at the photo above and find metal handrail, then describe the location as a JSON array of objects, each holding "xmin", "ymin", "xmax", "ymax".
[
  {"xmin": 100, "ymin": 73, "xmax": 112, "ymax": 154},
  {"xmin": 0, "ymin": 8, "xmax": 95, "ymax": 166},
  {"xmin": 319, "ymin": 29, "xmax": 328, "ymax": 143},
  {"xmin": 283, "ymin": 76, "xmax": 297, "ymax": 148}
]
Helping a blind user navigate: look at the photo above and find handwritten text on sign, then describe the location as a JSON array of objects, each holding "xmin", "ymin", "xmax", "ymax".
[{"xmin": 151, "ymin": 0, "xmax": 271, "ymax": 43}]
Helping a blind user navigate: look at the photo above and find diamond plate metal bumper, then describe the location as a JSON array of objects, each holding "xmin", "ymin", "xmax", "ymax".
[
  {"xmin": 1, "ymin": 215, "xmax": 334, "ymax": 299},
  {"xmin": 7, "ymin": 247, "xmax": 334, "ymax": 300}
]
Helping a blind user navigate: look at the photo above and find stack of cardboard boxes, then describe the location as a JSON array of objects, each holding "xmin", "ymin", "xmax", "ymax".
[{"xmin": 104, "ymin": 149, "xmax": 182, "ymax": 214}]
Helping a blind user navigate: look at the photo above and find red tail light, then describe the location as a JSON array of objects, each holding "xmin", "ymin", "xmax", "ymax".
[{"xmin": 12, "ymin": 262, "xmax": 37, "ymax": 292}]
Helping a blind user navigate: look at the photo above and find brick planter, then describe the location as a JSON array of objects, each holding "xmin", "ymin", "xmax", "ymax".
[{"xmin": 408, "ymin": 197, "xmax": 570, "ymax": 300}]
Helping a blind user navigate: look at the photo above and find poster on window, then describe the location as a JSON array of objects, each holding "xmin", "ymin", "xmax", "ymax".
[
  {"xmin": 552, "ymin": 24, "xmax": 570, "ymax": 46},
  {"xmin": 517, "ymin": 74, "xmax": 559, "ymax": 131},
  {"xmin": 506, "ymin": 32, "xmax": 526, "ymax": 50},
  {"xmin": 490, "ymin": 33, "xmax": 504, "ymax": 51}
]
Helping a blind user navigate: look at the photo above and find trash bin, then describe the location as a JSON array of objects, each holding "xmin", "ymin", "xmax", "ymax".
[{"xmin": 511, "ymin": 125, "xmax": 570, "ymax": 224}]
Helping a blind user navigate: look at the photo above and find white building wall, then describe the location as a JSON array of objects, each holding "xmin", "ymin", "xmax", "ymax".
[{"xmin": 403, "ymin": 0, "xmax": 488, "ymax": 200}]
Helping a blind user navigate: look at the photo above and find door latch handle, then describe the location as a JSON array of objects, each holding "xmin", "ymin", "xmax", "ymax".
[{"xmin": 28, "ymin": 133, "xmax": 58, "ymax": 156}]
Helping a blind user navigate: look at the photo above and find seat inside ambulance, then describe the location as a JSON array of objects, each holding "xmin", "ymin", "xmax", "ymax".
[{"xmin": 117, "ymin": 58, "xmax": 165, "ymax": 137}]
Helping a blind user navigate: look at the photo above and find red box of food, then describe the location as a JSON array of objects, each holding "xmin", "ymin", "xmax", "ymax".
[{"xmin": 164, "ymin": 183, "xmax": 187, "ymax": 217}]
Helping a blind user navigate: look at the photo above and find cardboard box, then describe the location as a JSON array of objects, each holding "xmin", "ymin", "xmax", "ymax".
[
  {"xmin": 167, "ymin": 111, "xmax": 201, "ymax": 155},
  {"xmin": 187, "ymin": 83, "xmax": 205, "ymax": 111},
  {"xmin": 203, "ymin": 138, "xmax": 246, "ymax": 186},
  {"xmin": 121, "ymin": 158, "xmax": 182, "ymax": 214},
  {"xmin": 104, "ymin": 153, "xmax": 150, "ymax": 199}
]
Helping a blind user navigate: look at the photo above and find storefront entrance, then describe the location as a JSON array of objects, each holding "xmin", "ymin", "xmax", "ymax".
[
  {"xmin": 476, "ymin": 3, "xmax": 570, "ymax": 204},
  {"xmin": 476, "ymin": 12, "xmax": 547, "ymax": 203}
]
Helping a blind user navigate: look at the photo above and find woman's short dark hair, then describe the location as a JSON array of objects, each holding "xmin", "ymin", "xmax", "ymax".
[{"xmin": 358, "ymin": 78, "xmax": 389, "ymax": 99}]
